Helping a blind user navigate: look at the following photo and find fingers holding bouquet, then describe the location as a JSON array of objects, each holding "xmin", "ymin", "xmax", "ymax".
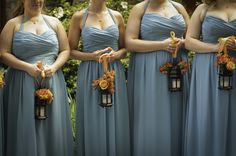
[
  {"xmin": 167, "ymin": 31, "xmax": 184, "ymax": 58},
  {"xmin": 226, "ymin": 37, "xmax": 236, "ymax": 51},
  {"xmin": 93, "ymin": 48, "xmax": 109, "ymax": 62},
  {"xmin": 36, "ymin": 61, "xmax": 56, "ymax": 78}
]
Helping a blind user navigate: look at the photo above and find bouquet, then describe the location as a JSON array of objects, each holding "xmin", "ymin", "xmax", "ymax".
[
  {"xmin": 216, "ymin": 54, "xmax": 236, "ymax": 71},
  {"xmin": 216, "ymin": 36, "xmax": 236, "ymax": 72},
  {"xmin": 92, "ymin": 70, "xmax": 115, "ymax": 93},
  {"xmin": 160, "ymin": 60, "xmax": 188, "ymax": 75},
  {"xmin": 35, "ymin": 61, "xmax": 53, "ymax": 120},
  {"xmin": 92, "ymin": 51, "xmax": 116, "ymax": 107}
]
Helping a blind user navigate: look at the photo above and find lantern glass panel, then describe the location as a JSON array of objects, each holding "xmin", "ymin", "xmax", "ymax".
[{"xmin": 100, "ymin": 91, "xmax": 113, "ymax": 107}]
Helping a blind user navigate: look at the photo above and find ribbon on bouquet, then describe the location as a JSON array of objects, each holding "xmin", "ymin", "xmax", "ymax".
[
  {"xmin": 218, "ymin": 36, "xmax": 236, "ymax": 55},
  {"xmin": 170, "ymin": 31, "xmax": 180, "ymax": 58},
  {"xmin": 35, "ymin": 60, "xmax": 46, "ymax": 87},
  {"xmin": 99, "ymin": 49, "xmax": 113, "ymax": 72}
]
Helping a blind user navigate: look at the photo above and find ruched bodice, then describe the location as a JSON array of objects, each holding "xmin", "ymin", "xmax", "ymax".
[
  {"xmin": 202, "ymin": 16, "xmax": 236, "ymax": 43},
  {"xmin": 81, "ymin": 25, "xmax": 119, "ymax": 52},
  {"xmin": 12, "ymin": 30, "xmax": 58, "ymax": 65},
  {"xmin": 140, "ymin": 13, "xmax": 185, "ymax": 41}
]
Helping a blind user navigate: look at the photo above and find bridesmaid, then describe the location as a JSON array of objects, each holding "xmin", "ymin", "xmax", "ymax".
[
  {"xmin": 184, "ymin": 0, "xmax": 236, "ymax": 156},
  {"xmin": 0, "ymin": 0, "xmax": 73, "ymax": 155},
  {"xmin": 126, "ymin": 0, "xmax": 189, "ymax": 156},
  {"xmin": 68, "ymin": 0, "xmax": 130, "ymax": 156}
]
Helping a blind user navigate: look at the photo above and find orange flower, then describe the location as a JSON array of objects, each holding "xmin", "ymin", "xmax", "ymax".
[
  {"xmin": 160, "ymin": 63, "xmax": 173, "ymax": 74},
  {"xmin": 216, "ymin": 54, "xmax": 236, "ymax": 71},
  {"xmin": 226, "ymin": 61, "xmax": 236, "ymax": 71},
  {"xmin": 99, "ymin": 80, "xmax": 109, "ymax": 90},
  {"xmin": 92, "ymin": 70, "xmax": 116, "ymax": 94},
  {"xmin": 35, "ymin": 89, "xmax": 53, "ymax": 104}
]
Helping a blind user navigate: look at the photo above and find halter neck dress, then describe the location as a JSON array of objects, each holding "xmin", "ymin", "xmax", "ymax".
[
  {"xmin": 3, "ymin": 15, "xmax": 73, "ymax": 156},
  {"xmin": 127, "ymin": 1, "xmax": 189, "ymax": 156},
  {"xmin": 75, "ymin": 9, "xmax": 131, "ymax": 156},
  {"xmin": 184, "ymin": 12, "xmax": 236, "ymax": 156}
]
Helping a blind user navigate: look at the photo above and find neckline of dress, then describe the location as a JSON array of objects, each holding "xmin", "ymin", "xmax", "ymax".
[{"xmin": 144, "ymin": 13, "xmax": 181, "ymax": 20}]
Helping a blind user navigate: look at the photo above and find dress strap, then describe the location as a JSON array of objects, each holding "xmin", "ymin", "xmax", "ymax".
[
  {"xmin": 108, "ymin": 9, "xmax": 117, "ymax": 25},
  {"xmin": 201, "ymin": 2, "xmax": 216, "ymax": 22},
  {"xmin": 143, "ymin": 0, "xmax": 150, "ymax": 14},
  {"xmin": 42, "ymin": 15, "xmax": 53, "ymax": 30},
  {"xmin": 19, "ymin": 15, "xmax": 24, "ymax": 31},
  {"xmin": 82, "ymin": 8, "xmax": 89, "ymax": 28}
]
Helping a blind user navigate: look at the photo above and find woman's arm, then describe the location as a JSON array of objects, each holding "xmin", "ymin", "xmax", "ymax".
[
  {"xmin": 185, "ymin": 4, "xmax": 219, "ymax": 53},
  {"xmin": 125, "ymin": 2, "xmax": 172, "ymax": 53},
  {"xmin": 0, "ymin": 18, "xmax": 41, "ymax": 77},
  {"xmin": 108, "ymin": 10, "xmax": 127, "ymax": 62}
]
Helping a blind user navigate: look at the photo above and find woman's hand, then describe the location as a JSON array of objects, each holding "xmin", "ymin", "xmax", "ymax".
[
  {"xmin": 226, "ymin": 38, "xmax": 236, "ymax": 51},
  {"xmin": 44, "ymin": 65, "xmax": 57, "ymax": 77},
  {"xmin": 164, "ymin": 37, "xmax": 183, "ymax": 54},
  {"xmin": 26, "ymin": 63, "xmax": 42, "ymax": 77},
  {"xmin": 92, "ymin": 48, "xmax": 109, "ymax": 62}
]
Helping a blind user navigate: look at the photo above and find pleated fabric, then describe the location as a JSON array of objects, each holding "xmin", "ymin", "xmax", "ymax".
[{"xmin": 184, "ymin": 16, "xmax": 236, "ymax": 156}]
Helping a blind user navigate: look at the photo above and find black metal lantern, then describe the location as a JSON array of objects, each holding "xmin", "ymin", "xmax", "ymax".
[
  {"xmin": 218, "ymin": 66, "xmax": 233, "ymax": 90},
  {"xmin": 100, "ymin": 90, "xmax": 113, "ymax": 107},
  {"xmin": 168, "ymin": 63, "xmax": 182, "ymax": 92},
  {"xmin": 35, "ymin": 97, "xmax": 48, "ymax": 120}
]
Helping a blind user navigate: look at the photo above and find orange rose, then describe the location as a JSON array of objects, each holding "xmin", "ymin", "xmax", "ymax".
[
  {"xmin": 35, "ymin": 89, "xmax": 53, "ymax": 104},
  {"xmin": 99, "ymin": 80, "xmax": 109, "ymax": 90},
  {"xmin": 226, "ymin": 61, "xmax": 236, "ymax": 71}
]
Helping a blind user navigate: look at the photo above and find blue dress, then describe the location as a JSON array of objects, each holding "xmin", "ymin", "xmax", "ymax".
[
  {"xmin": 0, "ymin": 68, "xmax": 3, "ymax": 156},
  {"xmin": 127, "ymin": 5, "xmax": 188, "ymax": 156},
  {"xmin": 3, "ymin": 16, "xmax": 73, "ymax": 156},
  {"xmin": 75, "ymin": 9, "xmax": 130, "ymax": 156},
  {"xmin": 184, "ymin": 15, "xmax": 236, "ymax": 156},
  {"xmin": 185, "ymin": 15, "xmax": 236, "ymax": 156}
]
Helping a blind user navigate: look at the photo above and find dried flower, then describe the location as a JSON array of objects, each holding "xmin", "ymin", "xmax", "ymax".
[
  {"xmin": 160, "ymin": 60, "xmax": 188, "ymax": 75},
  {"xmin": 35, "ymin": 89, "xmax": 53, "ymax": 104},
  {"xmin": 92, "ymin": 70, "xmax": 115, "ymax": 94},
  {"xmin": 216, "ymin": 54, "xmax": 236, "ymax": 71}
]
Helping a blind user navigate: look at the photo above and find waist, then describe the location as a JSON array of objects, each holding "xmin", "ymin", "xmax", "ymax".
[{"xmin": 23, "ymin": 56, "xmax": 56, "ymax": 65}]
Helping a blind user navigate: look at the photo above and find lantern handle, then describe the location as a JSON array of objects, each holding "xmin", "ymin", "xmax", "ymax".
[
  {"xmin": 35, "ymin": 60, "xmax": 47, "ymax": 88},
  {"xmin": 99, "ymin": 50, "xmax": 113, "ymax": 73}
]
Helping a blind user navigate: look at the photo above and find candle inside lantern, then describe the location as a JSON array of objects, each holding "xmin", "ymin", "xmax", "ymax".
[{"xmin": 40, "ymin": 106, "xmax": 45, "ymax": 117}]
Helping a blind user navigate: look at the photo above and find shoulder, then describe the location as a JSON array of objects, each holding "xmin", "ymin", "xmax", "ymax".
[
  {"xmin": 171, "ymin": 1, "xmax": 187, "ymax": 12},
  {"xmin": 4, "ymin": 16, "xmax": 22, "ymax": 32},
  {"xmin": 130, "ymin": 1, "xmax": 148, "ymax": 16},
  {"xmin": 193, "ymin": 4, "xmax": 209, "ymax": 20},
  {"xmin": 109, "ymin": 9, "xmax": 124, "ymax": 23},
  {"xmin": 71, "ymin": 9, "xmax": 86, "ymax": 22},
  {"xmin": 42, "ymin": 14, "xmax": 59, "ymax": 28}
]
